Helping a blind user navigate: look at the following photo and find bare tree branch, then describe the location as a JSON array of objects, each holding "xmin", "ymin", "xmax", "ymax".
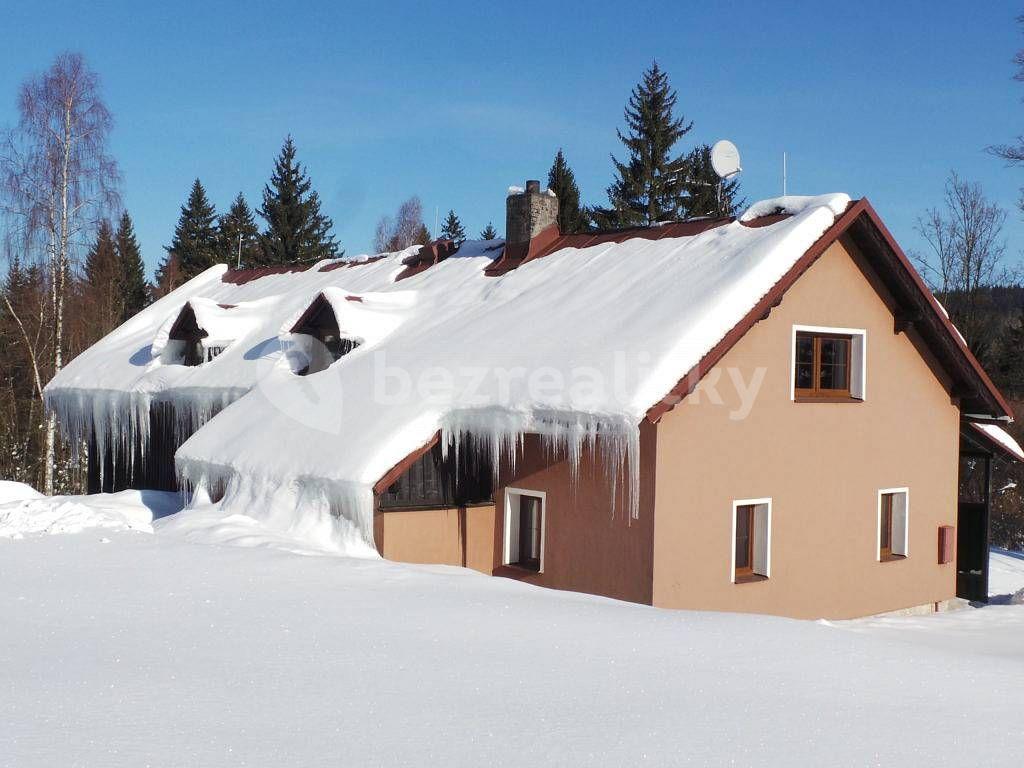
[{"xmin": 1, "ymin": 52, "xmax": 120, "ymax": 493}]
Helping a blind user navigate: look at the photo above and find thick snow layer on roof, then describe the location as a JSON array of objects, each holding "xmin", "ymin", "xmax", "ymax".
[
  {"xmin": 740, "ymin": 193, "xmax": 850, "ymax": 222},
  {"xmin": 48, "ymin": 195, "xmax": 852, "ymax": 548},
  {"xmin": 971, "ymin": 422, "xmax": 1024, "ymax": 462}
]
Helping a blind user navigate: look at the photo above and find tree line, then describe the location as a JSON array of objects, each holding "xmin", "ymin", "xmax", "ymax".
[
  {"xmin": 375, "ymin": 62, "xmax": 746, "ymax": 249},
  {"xmin": 5, "ymin": 38, "xmax": 1024, "ymax": 550},
  {"xmin": 156, "ymin": 135, "xmax": 340, "ymax": 294}
]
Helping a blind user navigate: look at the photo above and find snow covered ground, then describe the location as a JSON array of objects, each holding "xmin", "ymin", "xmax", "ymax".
[
  {"xmin": 990, "ymin": 547, "xmax": 1024, "ymax": 600},
  {"xmin": 1, "ymin": 488, "xmax": 1023, "ymax": 767}
]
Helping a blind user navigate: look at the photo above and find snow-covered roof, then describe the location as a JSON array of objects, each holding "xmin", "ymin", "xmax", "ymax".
[
  {"xmin": 47, "ymin": 193, "xmax": 919, "ymax": 544},
  {"xmin": 968, "ymin": 422, "xmax": 1024, "ymax": 462}
]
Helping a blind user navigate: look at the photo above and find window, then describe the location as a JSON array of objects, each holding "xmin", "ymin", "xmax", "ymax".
[
  {"xmin": 183, "ymin": 340, "xmax": 204, "ymax": 367},
  {"xmin": 165, "ymin": 304, "xmax": 231, "ymax": 367},
  {"xmin": 732, "ymin": 499, "xmax": 770, "ymax": 583},
  {"xmin": 180, "ymin": 341, "xmax": 225, "ymax": 366},
  {"xmin": 291, "ymin": 296, "xmax": 360, "ymax": 376},
  {"xmin": 503, "ymin": 489, "xmax": 545, "ymax": 572},
  {"xmin": 379, "ymin": 436, "xmax": 494, "ymax": 510},
  {"xmin": 792, "ymin": 326, "xmax": 866, "ymax": 401},
  {"xmin": 878, "ymin": 489, "xmax": 908, "ymax": 561}
]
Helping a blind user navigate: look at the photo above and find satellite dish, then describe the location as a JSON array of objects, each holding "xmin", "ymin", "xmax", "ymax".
[{"xmin": 711, "ymin": 140, "xmax": 742, "ymax": 179}]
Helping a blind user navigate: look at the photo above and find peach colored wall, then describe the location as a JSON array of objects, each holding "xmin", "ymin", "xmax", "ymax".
[
  {"xmin": 491, "ymin": 426, "xmax": 656, "ymax": 604},
  {"xmin": 375, "ymin": 504, "xmax": 495, "ymax": 574},
  {"xmin": 652, "ymin": 236, "xmax": 960, "ymax": 619}
]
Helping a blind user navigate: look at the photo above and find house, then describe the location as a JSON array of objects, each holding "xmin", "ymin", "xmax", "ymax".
[{"xmin": 45, "ymin": 182, "xmax": 1023, "ymax": 619}]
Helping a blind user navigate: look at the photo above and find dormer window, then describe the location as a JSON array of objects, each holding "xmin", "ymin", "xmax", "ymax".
[
  {"xmin": 168, "ymin": 304, "xmax": 209, "ymax": 367},
  {"xmin": 162, "ymin": 302, "xmax": 235, "ymax": 367},
  {"xmin": 289, "ymin": 294, "xmax": 361, "ymax": 375}
]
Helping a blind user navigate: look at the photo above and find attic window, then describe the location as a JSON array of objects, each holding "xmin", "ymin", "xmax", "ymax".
[
  {"xmin": 792, "ymin": 326, "xmax": 866, "ymax": 401},
  {"xmin": 291, "ymin": 295, "xmax": 361, "ymax": 376},
  {"xmin": 168, "ymin": 305, "xmax": 210, "ymax": 367}
]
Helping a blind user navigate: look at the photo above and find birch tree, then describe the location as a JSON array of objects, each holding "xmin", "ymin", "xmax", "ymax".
[
  {"xmin": 1, "ymin": 52, "xmax": 119, "ymax": 493},
  {"xmin": 913, "ymin": 172, "xmax": 1009, "ymax": 365}
]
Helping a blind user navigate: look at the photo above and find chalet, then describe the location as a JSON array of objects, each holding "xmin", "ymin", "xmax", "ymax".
[{"xmin": 45, "ymin": 183, "xmax": 1023, "ymax": 619}]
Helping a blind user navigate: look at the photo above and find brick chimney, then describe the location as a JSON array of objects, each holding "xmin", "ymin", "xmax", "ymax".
[{"xmin": 506, "ymin": 180, "xmax": 559, "ymax": 246}]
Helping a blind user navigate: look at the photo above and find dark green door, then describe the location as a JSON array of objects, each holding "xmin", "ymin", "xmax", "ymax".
[{"xmin": 956, "ymin": 501, "xmax": 988, "ymax": 601}]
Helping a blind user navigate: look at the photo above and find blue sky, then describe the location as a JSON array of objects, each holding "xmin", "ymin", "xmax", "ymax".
[{"xmin": 2, "ymin": 0, "xmax": 1024, "ymax": 277}]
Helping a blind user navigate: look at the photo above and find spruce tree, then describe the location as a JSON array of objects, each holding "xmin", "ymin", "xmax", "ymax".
[
  {"xmin": 547, "ymin": 149, "xmax": 586, "ymax": 233},
  {"xmin": 165, "ymin": 179, "xmax": 219, "ymax": 280},
  {"xmin": 413, "ymin": 223, "xmax": 432, "ymax": 246},
  {"xmin": 681, "ymin": 144, "xmax": 745, "ymax": 219},
  {"xmin": 218, "ymin": 192, "xmax": 262, "ymax": 268},
  {"xmin": 480, "ymin": 222, "xmax": 498, "ymax": 240},
  {"xmin": 83, "ymin": 219, "xmax": 121, "ymax": 334},
  {"xmin": 259, "ymin": 136, "xmax": 341, "ymax": 264},
  {"xmin": 999, "ymin": 306, "xmax": 1024, "ymax": 396},
  {"xmin": 153, "ymin": 254, "xmax": 183, "ymax": 299},
  {"xmin": 115, "ymin": 211, "xmax": 148, "ymax": 321},
  {"xmin": 595, "ymin": 62, "xmax": 693, "ymax": 228},
  {"xmin": 439, "ymin": 209, "xmax": 466, "ymax": 246}
]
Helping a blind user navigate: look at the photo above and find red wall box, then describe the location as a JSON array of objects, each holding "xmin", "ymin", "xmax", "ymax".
[{"xmin": 938, "ymin": 525, "xmax": 955, "ymax": 565}]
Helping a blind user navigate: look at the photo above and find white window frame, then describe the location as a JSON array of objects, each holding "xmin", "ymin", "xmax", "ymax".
[
  {"xmin": 730, "ymin": 497, "xmax": 772, "ymax": 583},
  {"xmin": 503, "ymin": 488, "xmax": 546, "ymax": 572},
  {"xmin": 877, "ymin": 487, "xmax": 909, "ymax": 561},
  {"xmin": 791, "ymin": 325, "xmax": 867, "ymax": 401}
]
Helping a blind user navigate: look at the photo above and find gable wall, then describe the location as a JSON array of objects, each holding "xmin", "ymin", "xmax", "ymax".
[{"xmin": 652, "ymin": 236, "xmax": 960, "ymax": 619}]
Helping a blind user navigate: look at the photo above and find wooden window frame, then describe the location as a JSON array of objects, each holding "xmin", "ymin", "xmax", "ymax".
[
  {"xmin": 378, "ymin": 438, "xmax": 494, "ymax": 511},
  {"xmin": 791, "ymin": 325, "xmax": 866, "ymax": 403},
  {"xmin": 731, "ymin": 497, "xmax": 771, "ymax": 584},
  {"xmin": 503, "ymin": 488, "xmax": 546, "ymax": 573},
  {"xmin": 795, "ymin": 332, "xmax": 852, "ymax": 399},
  {"xmin": 877, "ymin": 488, "xmax": 909, "ymax": 562}
]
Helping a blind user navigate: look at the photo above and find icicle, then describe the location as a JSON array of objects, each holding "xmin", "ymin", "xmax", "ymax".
[
  {"xmin": 45, "ymin": 386, "xmax": 247, "ymax": 488},
  {"xmin": 440, "ymin": 408, "xmax": 641, "ymax": 520},
  {"xmin": 175, "ymin": 456, "xmax": 378, "ymax": 556}
]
